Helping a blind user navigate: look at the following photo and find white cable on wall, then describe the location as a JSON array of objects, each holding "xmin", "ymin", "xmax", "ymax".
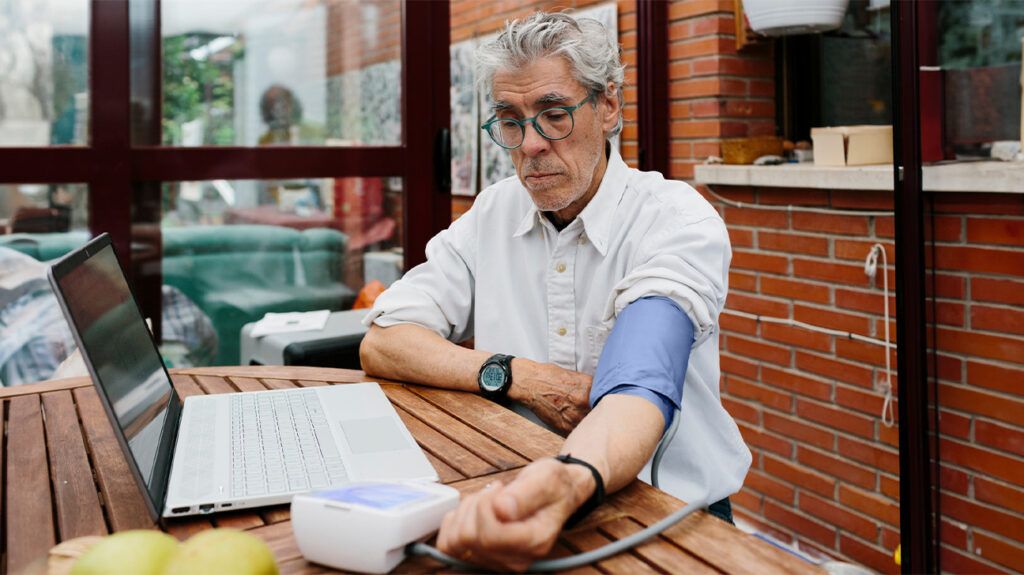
[{"xmin": 704, "ymin": 186, "xmax": 894, "ymax": 218}]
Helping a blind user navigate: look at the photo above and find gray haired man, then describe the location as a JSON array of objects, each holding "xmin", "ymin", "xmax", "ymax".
[{"xmin": 360, "ymin": 11, "xmax": 750, "ymax": 571}]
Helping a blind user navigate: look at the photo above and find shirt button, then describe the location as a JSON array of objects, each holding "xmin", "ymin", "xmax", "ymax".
[
  {"xmin": 557, "ymin": 327, "xmax": 567, "ymax": 336},
  {"xmin": 578, "ymin": 235, "xmax": 587, "ymax": 245},
  {"xmin": 556, "ymin": 262, "xmax": 567, "ymax": 273}
]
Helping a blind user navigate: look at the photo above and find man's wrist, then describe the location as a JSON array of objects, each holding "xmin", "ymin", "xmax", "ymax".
[
  {"xmin": 507, "ymin": 358, "xmax": 533, "ymax": 403},
  {"xmin": 555, "ymin": 454, "xmax": 605, "ymax": 528}
]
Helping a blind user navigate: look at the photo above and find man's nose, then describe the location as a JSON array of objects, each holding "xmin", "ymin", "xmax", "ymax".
[{"xmin": 519, "ymin": 121, "xmax": 550, "ymax": 156}]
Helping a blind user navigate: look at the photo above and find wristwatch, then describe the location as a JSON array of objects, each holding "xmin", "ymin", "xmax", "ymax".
[{"xmin": 478, "ymin": 353, "xmax": 514, "ymax": 401}]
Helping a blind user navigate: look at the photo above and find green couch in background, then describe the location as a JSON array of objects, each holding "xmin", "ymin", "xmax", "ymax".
[{"xmin": 0, "ymin": 225, "xmax": 356, "ymax": 365}]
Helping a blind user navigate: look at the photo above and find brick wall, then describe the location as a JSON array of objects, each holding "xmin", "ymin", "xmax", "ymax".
[{"xmin": 450, "ymin": 0, "xmax": 638, "ymax": 219}]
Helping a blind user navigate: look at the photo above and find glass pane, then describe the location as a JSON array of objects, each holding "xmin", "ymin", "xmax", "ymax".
[
  {"xmin": 160, "ymin": 0, "xmax": 402, "ymax": 147},
  {"xmin": 819, "ymin": 1, "xmax": 892, "ymax": 127},
  {"xmin": 0, "ymin": 0, "xmax": 89, "ymax": 146},
  {"xmin": 158, "ymin": 176, "xmax": 403, "ymax": 366},
  {"xmin": 0, "ymin": 183, "xmax": 90, "ymax": 386}
]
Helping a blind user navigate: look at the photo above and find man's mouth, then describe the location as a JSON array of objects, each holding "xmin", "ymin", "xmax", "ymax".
[{"xmin": 525, "ymin": 172, "xmax": 561, "ymax": 182}]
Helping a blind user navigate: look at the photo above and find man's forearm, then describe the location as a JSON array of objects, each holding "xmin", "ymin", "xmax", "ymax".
[
  {"xmin": 360, "ymin": 323, "xmax": 490, "ymax": 392},
  {"xmin": 559, "ymin": 394, "xmax": 665, "ymax": 498}
]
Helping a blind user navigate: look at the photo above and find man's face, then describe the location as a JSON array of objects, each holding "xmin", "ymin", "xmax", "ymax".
[{"xmin": 491, "ymin": 57, "xmax": 617, "ymax": 214}]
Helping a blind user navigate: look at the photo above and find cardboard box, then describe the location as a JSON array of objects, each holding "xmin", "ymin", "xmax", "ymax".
[{"xmin": 811, "ymin": 125, "xmax": 893, "ymax": 166}]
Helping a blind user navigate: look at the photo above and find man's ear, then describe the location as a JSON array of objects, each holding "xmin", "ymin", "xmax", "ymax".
[{"xmin": 600, "ymin": 82, "xmax": 621, "ymax": 133}]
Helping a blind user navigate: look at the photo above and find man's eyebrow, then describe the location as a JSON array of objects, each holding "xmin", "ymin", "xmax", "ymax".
[
  {"xmin": 490, "ymin": 92, "xmax": 572, "ymax": 114},
  {"xmin": 535, "ymin": 92, "xmax": 571, "ymax": 106}
]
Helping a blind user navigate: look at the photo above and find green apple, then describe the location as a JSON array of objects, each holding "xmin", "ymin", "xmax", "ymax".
[
  {"xmin": 70, "ymin": 530, "xmax": 178, "ymax": 575},
  {"xmin": 162, "ymin": 528, "xmax": 278, "ymax": 575}
]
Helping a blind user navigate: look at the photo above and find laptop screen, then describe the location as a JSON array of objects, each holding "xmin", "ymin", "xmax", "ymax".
[{"xmin": 50, "ymin": 235, "xmax": 179, "ymax": 514}]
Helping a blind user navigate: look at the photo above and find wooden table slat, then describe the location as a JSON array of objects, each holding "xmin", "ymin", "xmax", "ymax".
[
  {"xmin": 385, "ymin": 386, "xmax": 529, "ymax": 471},
  {"xmin": 170, "ymin": 373, "xmax": 206, "ymax": 398},
  {"xmin": 165, "ymin": 517, "xmax": 214, "ymax": 541},
  {"xmin": 212, "ymin": 509, "xmax": 267, "ymax": 530},
  {"xmin": 392, "ymin": 406, "xmax": 500, "ymax": 478},
  {"xmin": 41, "ymin": 391, "xmax": 108, "ymax": 540},
  {"xmin": 424, "ymin": 451, "xmax": 466, "ymax": 484},
  {"xmin": 229, "ymin": 376, "xmax": 270, "ymax": 393},
  {"xmin": 542, "ymin": 542, "xmax": 605, "ymax": 575},
  {"xmin": 599, "ymin": 516, "xmax": 721, "ymax": 574},
  {"xmin": 6, "ymin": 395, "xmax": 56, "ymax": 573},
  {"xmin": 295, "ymin": 380, "xmax": 329, "ymax": 388},
  {"xmin": 0, "ymin": 376, "xmax": 91, "ymax": 399},
  {"xmin": 562, "ymin": 527, "xmax": 662, "ymax": 574},
  {"xmin": 261, "ymin": 378, "xmax": 299, "ymax": 390},
  {"xmin": 608, "ymin": 482, "xmax": 821, "ymax": 574},
  {"xmin": 261, "ymin": 504, "xmax": 292, "ymax": 525},
  {"xmin": 408, "ymin": 386, "xmax": 563, "ymax": 461},
  {"xmin": 193, "ymin": 374, "xmax": 237, "ymax": 395},
  {"xmin": 72, "ymin": 387, "xmax": 157, "ymax": 532}
]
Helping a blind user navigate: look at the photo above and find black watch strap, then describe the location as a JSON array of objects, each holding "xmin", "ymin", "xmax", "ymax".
[
  {"xmin": 478, "ymin": 353, "xmax": 514, "ymax": 400},
  {"xmin": 555, "ymin": 454, "xmax": 606, "ymax": 529}
]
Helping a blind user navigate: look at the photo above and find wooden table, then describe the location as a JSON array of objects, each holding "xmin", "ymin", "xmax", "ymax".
[{"xmin": 1, "ymin": 366, "xmax": 818, "ymax": 574}]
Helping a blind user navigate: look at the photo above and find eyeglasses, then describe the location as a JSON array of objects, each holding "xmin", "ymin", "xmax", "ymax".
[{"xmin": 481, "ymin": 91, "xmax": 597, "ymax": 150}]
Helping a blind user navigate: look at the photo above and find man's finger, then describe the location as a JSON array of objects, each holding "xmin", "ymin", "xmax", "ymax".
[{"xmin": 493, "ymin": 462, "xmax": 565, "ymax": 522}]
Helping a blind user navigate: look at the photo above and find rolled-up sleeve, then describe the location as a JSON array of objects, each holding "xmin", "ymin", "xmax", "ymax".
[
  {"xmin": 362, "ymin": 211, "xmax": 477, "ymax": 343},
  {"xmin": 605, "ymin": 215, "xmax": 730, "ymax": 346}
]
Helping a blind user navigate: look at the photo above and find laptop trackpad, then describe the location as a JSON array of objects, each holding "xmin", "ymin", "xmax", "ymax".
[{"xmin": 341, "ymin": 417, "xmax": 413, "ymax": 454}]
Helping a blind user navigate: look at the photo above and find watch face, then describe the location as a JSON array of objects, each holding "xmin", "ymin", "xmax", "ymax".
[{"xmin": 480, "ymin": 364, "xmax": 506, "ymax": 391}]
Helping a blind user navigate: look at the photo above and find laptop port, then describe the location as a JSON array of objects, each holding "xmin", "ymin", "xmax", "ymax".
[
  {"xmin": 172, "ymin": 507, "xmax": 190, "ymax": 514},
  {"xmin": 221, "ymin": 503, "xmax": 233, "ymax": 508},
  {"xmin": 199, "ymin": 504, "xmax": 215, "ymax": 513}
]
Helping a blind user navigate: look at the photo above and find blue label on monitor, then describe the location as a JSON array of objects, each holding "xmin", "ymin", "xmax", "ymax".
[{"xmin": 316, "ymin": 483, "xmax": 436, "ymax": 510}]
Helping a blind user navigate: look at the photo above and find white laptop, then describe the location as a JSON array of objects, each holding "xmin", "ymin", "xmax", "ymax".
[{"xmin": 48, "ymin": 233, "xmax": 437, "ymax": 520}]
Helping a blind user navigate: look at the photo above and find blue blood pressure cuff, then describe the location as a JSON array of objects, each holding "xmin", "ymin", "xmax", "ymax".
[{"xmin": 589, "ymin": 296, "xmax": 695, "ymax": 434}]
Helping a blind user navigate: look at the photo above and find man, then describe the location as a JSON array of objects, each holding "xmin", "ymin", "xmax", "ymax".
[{"xmin": 360, "ymin": 12, "xmax": 750, "ymax": 571}]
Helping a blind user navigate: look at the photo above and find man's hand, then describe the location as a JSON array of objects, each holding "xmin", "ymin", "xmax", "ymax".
[
  {"xmin": 509, "ymin": 360, "xmax": 593, "ymax": 435},
  {"xmin": 436, "ymin": 458, "xmax": 595, "ymax": 572}
]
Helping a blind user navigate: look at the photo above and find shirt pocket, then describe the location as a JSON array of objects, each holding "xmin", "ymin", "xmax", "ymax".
[{"xmin": 584, "ymin": 324, "xmax": 612, "ymax": 369}]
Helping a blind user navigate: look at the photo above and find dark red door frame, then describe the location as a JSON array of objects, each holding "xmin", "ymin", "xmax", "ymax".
[
  {"xmin": 0, "ymin": 0, "xmax": 450, "ymax": 323},
  {"xmin": 636, "ymin": 0, "xmax": 668, "ymax": 175}
]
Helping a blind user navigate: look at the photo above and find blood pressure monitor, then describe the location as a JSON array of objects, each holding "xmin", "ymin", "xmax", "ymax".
[{"xmin": 291, "ymin": 481, "xmax": 460, "ymax": 574}]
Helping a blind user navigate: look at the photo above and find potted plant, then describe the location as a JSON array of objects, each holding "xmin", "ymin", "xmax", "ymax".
[{"xmin": 742, "ymin": 0, "xmax": 851, "ymax": 36}]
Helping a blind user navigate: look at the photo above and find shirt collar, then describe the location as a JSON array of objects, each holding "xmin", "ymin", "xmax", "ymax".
[{"xmin": 512, "ymin": 144, "xmax": 629, "ymax": 256}]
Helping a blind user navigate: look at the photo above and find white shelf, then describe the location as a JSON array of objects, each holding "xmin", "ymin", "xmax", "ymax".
[{"xmin": 694, "ymin": 161, "xmax": 1024, "ymax": 194}]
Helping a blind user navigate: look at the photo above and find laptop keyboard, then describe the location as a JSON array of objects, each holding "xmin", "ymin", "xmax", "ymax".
[{"xmin": 229, "ymin": 389, "xmax": 348, "ymax": 498}]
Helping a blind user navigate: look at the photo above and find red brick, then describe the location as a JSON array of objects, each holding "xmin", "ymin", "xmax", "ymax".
[
  {"xmin": 723, "ymin": 396, "xmax": 759, "ymax": 425},
  {"xmin": 839, "ymin": 534, "xmax": 897, "ymax": 575},
  {"xmin": 834, "ymin": 239, "xmax": 894, "ymax": 262},
  {"xmin": 879, "ymin": 474, "xmax": 899, "ymax": 500},
  {"xmin": 932, "ymin": 192, "xmax": 1024, "ymax": 215},
  {"xmin": 975, "ymin": 419, "xmax": 1024, "ymax": 457},
  {"xmin": 793, "ymin": 258, "xmax": 871, "ymax": 287},
  {"xmin": 796, "ymin": 351, "xmax": 874, "ymax": 388},
  {"xmin": 691, "ymin": 15, "xmax": 739, "ymax": 36},
  {"xmin": 972, "ymin": 532, "xmax": 1024, "ymax": 574},
  {"xmin": 792, "ymin": 212, "xmax": 869, "ymax": 236},
  {"xmin": 798, "ymin": 492, "xmax": 877, "ymax": 541},
  {"xmin": 830, "ymin": 190, "xmax": 893, "ymax": 211},
  {"xmin": 724, "ymin": 206, "xmax": 789, "ymax": 228},
  {"xmin": 760, "ymin": 276, "xmax": 831, "ymax": 304},
  {"xmin": 731, "ymin": 250, "xmax": 789, "ymax": 274},
  {"xmin": 722, "ymin": 99, "xmax": 775, "ymax": 117},
  {"xmin": 693, "ymin": 141, "xmax": 722, "ymax": 158},
  {"xmin": 759, "ymin": 231, "xmax": 830, "ymax": 256},
  {"xmin": 727, "ymin": 376, "xmax": 793, "ymax": 412},
  {"xmin": 835, "ymin": 339, "xmax": 896, "ymax": 368},
  {"xmin": 729, "ymin": 270, "xmax": 758, "ymax": 292},
  {"xmin": 763, "ymin": 453, "xmax": 836, "ymax": 498},
  {"xmin": 838, "ymin": 436, "xmax": 900, "ymax": 475},
  {"xmin": 966, "ymin": 217, "xmax": 1024, "ymax": 246},
  {"xmin": 726, "ymin": 292, "xmax": 790, "ymax": 318},
  {"xmin": 878, "ymin": 417, "xmax": 900, "ymax": 447},
  {"xmin": 938, "ymin": 409, "xmax": 971, "ymax": 439},
  {"xmin": 940, "ymin": 464, "xmax": 970, "ymax": 495},
  {"xmin": 668, "ymin": 0, "xmax": 735, "ymax": 20},
  {"xmin": 940, "ymin": 438, "xmax": 1024, "ymax": 486},
  {"xmin": 940, "ymin": 518, "xmax": 969, "ymax": 550},
  {"xmin": 934, "ymin": 245, "xmax": 1024, "ymax": 277},
  {"xmin": 972, "ymin": 305, "xmax": 1024, "ymax": 337},
  {"xmin": 966, "ymin": 361, "xmax": 1024, "ymax": 398},
  {"xmin": 797, "ymin": 445, "xmax": 876, "ymax": 489},
  {"xmin": 728, "ymin": 227, "xmax": 754, "ymax": 248},
  {"xmin": 836, "ymin": 385, "xmax": 888, "ymax": 418},
  {"xmin": 758, "ymin": 188, "xmax": 830, "ymax": 207},
  {"xmin": 748, "ymin": 79, "xmax": 774, "ymax": 97},
  {"xmin": 881, "ymin": 527, "xmax": 900, "ymax": 553},
  {"xmin": 737, "ymin": 421, "xmax": 792, "ymax": 458},
  {"xmin": 940, "ymin": 546, "xmax": 1010, "ymax": 575},
  {"xmin": 875, "ymin": 216, "xmax": 894, "ymax": 238},
  {"xmin": 797, "ymin": 399, "xmax": 875, "ymax": 440},
  {"xmin": 763, "ymin": 411, "xmax": 834, "ymax": 451},
  {"xmin": 670, "ymin": 77, "xmax": 747, "ymax": 99},
  {"xmin": 933, "ymin": 274, "xmax": 966, "ymax": 299},
  {"xmin": 834, "ymin": 288, "xmax": 892, "ymax": 315},
  {"xmin": 763, "ymin": 500, "xmax": 836, "ymax": 548},
  {"xmin": 744, "ymin": 469, "xmax": 796, "ymax": 504},
  {"xmin": 971, "ymin": 277, "xmax": 1024, "ymax": 307},
  {"xmin": 839, "ymin": 480, "xmax": 897, "ymax": 527},
  {"xmin": 940, "ymin": 382, "xmax": 1024, "ymax": 427},
  {"xmin": 720, "ymin": 352, "xmax": 759, "ymax": 380},
  {"xmin": 720, "ymin": 311, "xmax": 758, "ymax": 334},
  {"xmin": 727, "ymin": 335, "xmax": 792, "ymax": 366},
  {"xmin": 706, "ymin": 184, "xmax": 754, "ymax": 203},
  {"xmin": 975, "ymin": 476, "xmax": 1024, "ymax": 516},
  {"xmin": 760, "ymin": 324, "xmax": 831, "ymax": 358},
  {"xmin": 933, "ymin": 301, "xmax": 966, "ymax": 327},
  {"xmin": 936, "ymin": 354, "xmax": 962, "ymax": 382},
  {"xmin": 732, "ymin": 488, "xmax": 763, "ymax": 515},
  {"xmin": 761, "ymin": 365, "xmax": 832, "ymax": 399},
  {"xmin": 794, "ymin": 303, "xmax": 872, "ymax": 337},
  {"xmin": 936, "ymin": 327, "xmax": 1024, "ymax": 365}
]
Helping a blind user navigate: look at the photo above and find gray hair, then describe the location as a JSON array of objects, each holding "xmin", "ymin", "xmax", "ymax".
[{"xmin": 476, "ymin": 11, "xmax": 625, "ymax": 137}]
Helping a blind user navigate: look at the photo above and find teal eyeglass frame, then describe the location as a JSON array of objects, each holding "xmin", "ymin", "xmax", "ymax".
[{"xmin": 481, "ymin": 91, "xmax": 598, "ymax": 150}]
